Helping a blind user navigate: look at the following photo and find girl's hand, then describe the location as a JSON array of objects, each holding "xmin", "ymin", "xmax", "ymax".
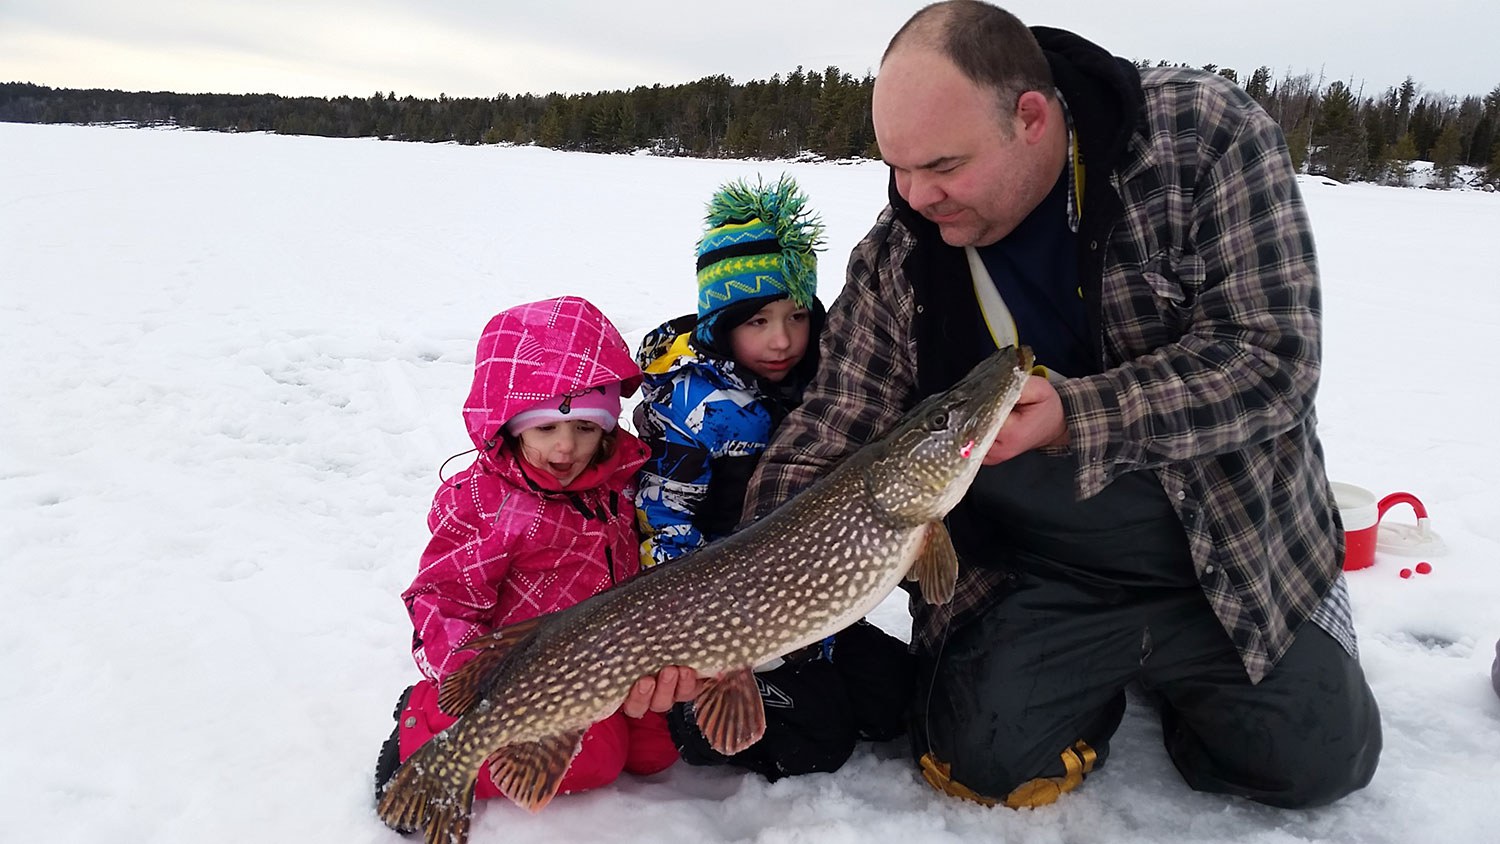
[{"xmin": 622, "ymin": 665, "xmax": 699, "ymax": 718}]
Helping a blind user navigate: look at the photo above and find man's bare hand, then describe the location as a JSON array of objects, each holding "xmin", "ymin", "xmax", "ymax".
[
  {"xmin": 982, "ymin": 375, "xmax": 1069, "ymax": 465},
  {"xmin": 621, "ymin": 665, "xmax": 700, "ymax": 718}
]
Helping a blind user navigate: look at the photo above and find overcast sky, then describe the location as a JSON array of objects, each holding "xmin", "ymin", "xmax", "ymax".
[{"xmin": 3, "ymin": 1, "xmax": 1496, "ymax": 101}]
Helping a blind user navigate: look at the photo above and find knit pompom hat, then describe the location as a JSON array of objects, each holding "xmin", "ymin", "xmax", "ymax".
[{"xmin": 693, "ymin": 175, "xmax": 825, "ymax": 351}]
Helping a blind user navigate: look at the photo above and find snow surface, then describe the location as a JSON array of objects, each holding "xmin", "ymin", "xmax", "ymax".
[{"xmin": 2, "ymin": 122, "xmax": 1498, "ymax": 844}]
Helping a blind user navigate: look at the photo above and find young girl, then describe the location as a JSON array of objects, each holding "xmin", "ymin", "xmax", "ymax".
[
  {"xmin": 375, "ymin": 296, "xmax": 677, "ymax": 809},
  {"xmin": 633, "ymin": 175, "xmax": 914, "ymax": 781}
]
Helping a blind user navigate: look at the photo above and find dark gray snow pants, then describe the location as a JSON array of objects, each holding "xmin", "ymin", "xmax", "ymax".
[{"xmin": 909, "ymin": 567, "xmax": 1382, "ymax": 809}]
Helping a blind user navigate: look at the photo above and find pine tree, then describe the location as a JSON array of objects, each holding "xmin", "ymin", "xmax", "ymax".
[
  {"xmin": 1387, "ymin": 133, "xmax": 1418, "ymax": 186},
  {"xmin": 1310, "ymin": 81, "xmax": 1366, "ymax": 180},
  {"xmin": 1245, "ymin": 66, "xmax": 1273, "ymax": 104},
  {"xmin": 586, "ymin": 95, "xmax": 636, "ymax": 152},
  {"xmin": 537, "ymin": 101, "xmax": 565, "ymax": 148},
  {"xmin": 1430, "ymin": 122, "xmax": 1463, "ymax": 188},
  {"xmin": 1455, "ymin": 95, "xmax": 1485, "ymax": 165},
  {"xmin": 1409, "ymin": 98, "xmax": 1443, "ymax": 158},
  {"xmin": 1397, "ymin": 77, "xmax": 1416, "ymax": 138}
]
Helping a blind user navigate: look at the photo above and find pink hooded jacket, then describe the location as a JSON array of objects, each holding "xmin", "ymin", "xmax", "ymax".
[{"xmin": 403, "ymin": 297, "xmax": 648, "ymax": 683}]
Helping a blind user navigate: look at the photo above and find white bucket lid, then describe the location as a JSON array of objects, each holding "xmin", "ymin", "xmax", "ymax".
[
  {"xmin": 1376, "ymin": 521, "xmax": 1446, "ymax": 556},
  {"xmin": 1331, "ymin": 482, "xmax": 1445, "ymax": 556}
]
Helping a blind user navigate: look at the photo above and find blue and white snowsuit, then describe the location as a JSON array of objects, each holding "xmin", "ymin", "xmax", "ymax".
[
  {"xmin": 630, "ymin": 312, "xmax": 914, "ymax": 783},
  {"xmin": 632, "ymin": 315, "xmax": 804, "ymax": 567}
]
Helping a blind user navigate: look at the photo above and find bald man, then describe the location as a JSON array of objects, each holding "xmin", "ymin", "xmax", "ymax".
[{"xmin": 743, "ymin": 0, "xmax": 1380, "ymax": 810}]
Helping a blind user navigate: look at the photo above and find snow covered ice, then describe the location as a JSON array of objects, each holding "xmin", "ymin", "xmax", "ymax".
[{"xmin": 2, "ymin": 122, "xmax": 1498, "ymax": 843}]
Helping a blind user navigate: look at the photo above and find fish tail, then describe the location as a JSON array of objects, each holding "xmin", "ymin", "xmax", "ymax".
[{"xmin": 376, "ymin": 741, "xmax": 479, "ymax": 844}]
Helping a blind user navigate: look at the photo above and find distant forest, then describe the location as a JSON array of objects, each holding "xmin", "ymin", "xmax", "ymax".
[{"xmin": 4, "ymin": 61, "xmax": 1499, "ymax": 188}]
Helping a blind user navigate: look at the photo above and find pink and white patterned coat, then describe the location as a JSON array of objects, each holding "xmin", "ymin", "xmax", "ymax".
[{"xmin": 403, "ymin": 297, "xmax": 647, "ymax": 683}]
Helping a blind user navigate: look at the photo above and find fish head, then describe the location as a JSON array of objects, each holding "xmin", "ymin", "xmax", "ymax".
[{"xmin": 864, "ymin": 346, "xmax": 1031, "ymax": 524}]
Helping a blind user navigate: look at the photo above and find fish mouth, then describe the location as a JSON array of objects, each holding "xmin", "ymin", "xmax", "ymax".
[
  {"xmin": 864, "ymin": 343, "xmax": 1026, "ymax": 521},
  {"xmin": 863, "ymin": 345, "xmax": 1031, "ymax": 523},
  {"xmin": 954, "ymin": 346, "xmax": 1033, "ymax": 454}
]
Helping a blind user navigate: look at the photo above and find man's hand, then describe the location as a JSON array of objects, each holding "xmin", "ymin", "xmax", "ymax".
[
  {"xmin": 982, "ymin": 375, "xmax": 1069, "ymax": 465},
  {"xmin": 621, "ymin": 665, "xmax": 699, "ymax": 718}
]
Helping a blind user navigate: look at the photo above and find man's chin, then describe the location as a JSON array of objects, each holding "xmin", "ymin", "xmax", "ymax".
[
  {"xmin": 937, "ymin": 224, "xmax": 979, "ymax": 248},
  {"xmin": 938, "ymin": 221, "xmax": 1008, "ymax": 249}
]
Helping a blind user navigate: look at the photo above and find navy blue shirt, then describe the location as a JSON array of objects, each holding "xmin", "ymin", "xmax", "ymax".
[{"xmin": 975, "ymin": 173, "xmax": 1097, "ymax": 377}]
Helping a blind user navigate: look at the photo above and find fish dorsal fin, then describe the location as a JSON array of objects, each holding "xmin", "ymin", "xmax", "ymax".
[
  {"xmin": 692, "ymin": 667, "xmax": 766, "ymax": 756},
  {"xmin": 482, "ymin": 728, "xmax": 586, "ymax": 813},
  {"xmin": 438, "ymin": 617, "xmax": 547, "ymax": 716},
  {"xmin": 909, "ymin": 521, "xmax": 958, "ymax": 605}
]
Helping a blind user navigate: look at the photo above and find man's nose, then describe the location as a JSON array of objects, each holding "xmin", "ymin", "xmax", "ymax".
[{"xmin": 902, "ymin": 170, "xmax": 943, "ymax": 210}]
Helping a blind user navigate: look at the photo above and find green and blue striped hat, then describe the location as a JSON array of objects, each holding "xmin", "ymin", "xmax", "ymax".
[{"xmin": 694, "ymin": 175, "xmax": 824, "ymax": 348}]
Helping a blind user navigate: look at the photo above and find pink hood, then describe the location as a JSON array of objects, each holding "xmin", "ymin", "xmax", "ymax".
[{"xmin": 463, "ymin": 296, "xmax": 642, "ymax": 453}]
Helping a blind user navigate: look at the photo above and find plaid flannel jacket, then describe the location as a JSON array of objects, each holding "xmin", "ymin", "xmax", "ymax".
[{"xmin": 742, "ymin": 65, "xmax": 1354, "ymax": 684}]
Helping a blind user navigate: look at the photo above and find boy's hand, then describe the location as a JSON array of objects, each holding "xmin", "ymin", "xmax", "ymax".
[{"xmin": 622, "ymin": 665, "xmax": 699, "ymax": 718}]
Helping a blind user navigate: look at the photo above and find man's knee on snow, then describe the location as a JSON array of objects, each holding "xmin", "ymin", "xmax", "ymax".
[{"xmin": 1167, "ymin": 711, "xmax": 1380, "ymax": 809}]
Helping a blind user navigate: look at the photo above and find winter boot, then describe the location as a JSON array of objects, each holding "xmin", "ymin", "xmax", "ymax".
[
  {"xmin": 830, "ymin": 618, "xmax": 916, "ymax": 741},
  {"xmin": 666, "ymin": 700, "xmax": 732, "ymax": 767},
  {"xmin": 373, "ymin": 684, "xmax": 416, "ymax": 834}
]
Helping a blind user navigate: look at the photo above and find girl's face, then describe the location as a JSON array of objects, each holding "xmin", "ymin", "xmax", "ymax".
[
  {"xmin": 729, "ymin": 298, "xmax": 811, "ymax": 383},
  {"xmin": 516, "ymin": 419, "xmax": 605, "ymax": 487}
]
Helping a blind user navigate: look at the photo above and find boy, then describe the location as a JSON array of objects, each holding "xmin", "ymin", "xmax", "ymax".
[{"xmin": 634, "ymin": 176, "xmax": 913, "ymax": 780}]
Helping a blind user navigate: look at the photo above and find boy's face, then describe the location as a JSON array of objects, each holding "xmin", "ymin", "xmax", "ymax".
[
  {"xmin": 517, "ymin": 419, "xmax": 605, "ymax": 487},
  {"xmin": 729, "ymin": 298, "xmax": 812, "ymax": 383}
]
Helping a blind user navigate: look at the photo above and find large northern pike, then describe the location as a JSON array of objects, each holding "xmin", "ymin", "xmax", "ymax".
[{"xmin": 378, "ymin": 346, "xmax": 1031, "ymax": 844}]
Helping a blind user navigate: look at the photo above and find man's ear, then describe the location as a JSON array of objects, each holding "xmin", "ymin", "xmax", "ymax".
[{"xmin": 1015, "ymin": 91, "xmax": 1050, "ymax": 142}]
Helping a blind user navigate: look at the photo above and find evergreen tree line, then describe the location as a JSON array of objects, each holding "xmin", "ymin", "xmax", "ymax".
[
  {"xmin": 0, "ymin": 65, "xmax": 876, "ymax": 161},
  {"xmin": 4, "ymin": 61, "xmax": 1499, "ymax": 187},
  {"xmin": 1212, "ymin": 64, "xmax": 1500, "ymax": 188}
]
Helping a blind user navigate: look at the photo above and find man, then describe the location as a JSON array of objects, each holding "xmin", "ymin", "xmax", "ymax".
[{"xmin": 739, "ymin": 0, "xmax": 1381, "ymax": 810}]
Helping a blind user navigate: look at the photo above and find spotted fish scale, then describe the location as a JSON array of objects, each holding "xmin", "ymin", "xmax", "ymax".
[{"xmin": 378, "ymin": 346, "xmax": 1030, "ymax": 844}]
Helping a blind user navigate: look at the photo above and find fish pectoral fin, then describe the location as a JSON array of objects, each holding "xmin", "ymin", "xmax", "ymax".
[
  {"xmin": 483, "ymin": 728, "xmax": 586, "ymax": 814},
  {"xmin": 914, "ymin": 521, "xmax": 959, "ymax": 606},
  {"xmin": 439, "ymin": 618, "xmax": 547, "ymax": 715},
  {"xmin": 692, "ymin": 667, "xmax": 766, "ymax": 756},
  {"xmin": 437, "ymin": 653, "xmax": 500, "ymax": 716}
]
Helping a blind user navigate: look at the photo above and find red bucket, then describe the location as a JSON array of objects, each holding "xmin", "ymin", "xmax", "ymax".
[{"xmin": 1331, "ymin": 482, "xmax": 1433, "ymax": 571}]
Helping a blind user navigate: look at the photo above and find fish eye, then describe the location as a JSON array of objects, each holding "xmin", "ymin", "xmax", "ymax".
[{"xmin": 927, "ymin": 410, "xmax": 950, "ymax": 431}]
